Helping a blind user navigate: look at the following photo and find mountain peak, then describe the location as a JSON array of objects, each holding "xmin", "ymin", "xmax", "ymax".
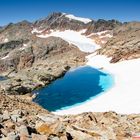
[
  {"xmin": 48, "ymin": 12, "xmax": 92, "ymax": 24},
  {"xmin": 48, "ymin": 12, "xmax": 64, "ymax": 17},
  {"xmin": 64, "ymin": 13, "xmax": 92, "ymax": 24},
  {"xmin": 33, "ymin": 12, "xmax": 93, "ymax": 32}
]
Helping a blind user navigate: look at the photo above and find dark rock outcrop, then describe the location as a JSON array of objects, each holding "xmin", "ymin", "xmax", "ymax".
[
  {"xmin": 0, "ymin": 21, "xmax": 32, "ymax": 43},
  {"xmin": 85, "ymin": 19, "xmax": 122, "ymax": 35}
]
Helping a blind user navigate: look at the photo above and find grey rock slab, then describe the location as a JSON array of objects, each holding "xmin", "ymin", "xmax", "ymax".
[
  {"xmin": 11, "ymin": 115, "xmax": 21, "ymax": 122},
  {"xmin": 19, "ymin": 125, "xmax": 29, "ymax": 137},
  {"xmin": 2, "ymin": 111, "xmax": 10, "ymax": 121},
  {"xmin": 37, "ymin": 114, "xmax": 59, "ymax": 125},
  {"xmin": 7, "ymin": 132, "xmax": 19, "ymax": 140},
  {"xmin": 0, "ymin": 115, "xmax": 3, "ymax": 123}
]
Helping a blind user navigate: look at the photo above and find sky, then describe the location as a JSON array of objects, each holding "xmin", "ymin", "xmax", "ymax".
[{"xmin": 0, "ymin": 0, "xmax": 140, "ymax": 26}]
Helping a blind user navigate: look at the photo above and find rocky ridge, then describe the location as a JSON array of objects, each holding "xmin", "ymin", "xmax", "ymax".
[
  {"xmin": 33, "ymin": 12, "xmax": 122, "ymax": 35},
  {"xmin": 98, "ymin": 22, "xmax": 140, "ymax": 62}
]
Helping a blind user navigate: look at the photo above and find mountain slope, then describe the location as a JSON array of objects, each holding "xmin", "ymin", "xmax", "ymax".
[
  {"xmin": 0, "ymin": 21, "xmax": 32, "ymax": 43},
  {"xmin": 98, "ymin": 22, "xmax": 140, "ymax": 62}
]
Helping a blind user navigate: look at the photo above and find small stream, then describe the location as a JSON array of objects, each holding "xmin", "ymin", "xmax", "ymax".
[{"xmin": 33, "ymin": 66, "xmax": 114, "ymax": 112}]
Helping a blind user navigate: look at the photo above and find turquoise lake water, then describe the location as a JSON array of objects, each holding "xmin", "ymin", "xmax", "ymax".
[{"xmin": 33, "ymin": 66, "xmax": 114, "ymax": 111}]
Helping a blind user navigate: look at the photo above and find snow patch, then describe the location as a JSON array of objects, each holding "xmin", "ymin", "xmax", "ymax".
[
  {"xmin": 19, "ymin": 47, "xmax": 25, "ymax": 51},
  {"xmin": 96, "ymin": 30, "xmax": 109, "ymax": 36},
  {"xmin": 78, "ymin": 29, "xmax": 87, "ymax": 34},
  {"xmin": 37, "ymin": 30, "xmax": 100, "ymax": 52},
  {"xmin": 4, "ymin": 38, "xmax": 8, "ymax": 43},
  {"xmin": 99, "ymin": 34, "xmax": 113, "ymax": 38},
  {"xmin": 65, "ymin": 14, "xmax": 92, "ymax": 24},
  {"xmin": 101, "ymin": 40, "xmax": 107, "ymax": 44},
  {"xmin": 31, "ymin": 28, "xmax": 44, "ymax": 34},
  {"xmin": 19, "ymin": 44, "xmax": 28, "ymax": 51},
  {"xmin": 23, "ymin": 44, "xmax": 27, "ymax": 47},
  {"xmin": 50, "ymin": 29, "xmax": 54, "ymax": 32},
  {"xmin": 87, "ymin": 30, "xmax": 113, "ymax": 38},
  {"xmin": 1, "ymin": 55, "xmax": 9, "ymax": 60}
]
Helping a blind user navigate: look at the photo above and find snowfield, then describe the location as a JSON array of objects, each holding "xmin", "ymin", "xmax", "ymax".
[
  {"xmin": 54, "ymin": 55, "xmax": 140, "ymax": 115},
  {"xmin": 65, "ymin": 14, "xmax": 92, "ymax": 24},
  {"xmin": 37, "ymin": 30, "xmax": 100, "ymax": 52},
  {"xmin": 31, "ymin": 28, "xmax": 45, "ymax": 34}
]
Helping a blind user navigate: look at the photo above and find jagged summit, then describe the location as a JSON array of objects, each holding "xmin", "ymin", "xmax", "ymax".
[
  {"xmin": 34, "ymin": 12, "xmax": 92, "ymax": 25},
  {"xmin": 33, "ymin": 12, "xmax": 123, "ymax": 34},
  {"xmin": 33, "ymin": 12, "xmax": 93, "ymax": 32}
]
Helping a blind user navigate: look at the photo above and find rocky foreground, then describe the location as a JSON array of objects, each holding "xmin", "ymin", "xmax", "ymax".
[{"xmin": 0, "ymin": 94, "xmax": 140, "ymax": 140}]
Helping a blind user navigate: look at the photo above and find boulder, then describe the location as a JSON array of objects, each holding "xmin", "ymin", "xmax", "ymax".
[
  {"xmin": 37, "ymin": 114, "xmax": 59, "ymax": 124},
  {"xmin": 31, "ymin": 133, "xmax": 48, "ymax": 140}
]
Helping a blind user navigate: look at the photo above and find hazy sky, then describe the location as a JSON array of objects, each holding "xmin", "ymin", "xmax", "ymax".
[{"xmin": 0, "ymin": 0, "xmax": 140, "ymax": 26}]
